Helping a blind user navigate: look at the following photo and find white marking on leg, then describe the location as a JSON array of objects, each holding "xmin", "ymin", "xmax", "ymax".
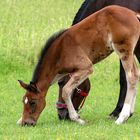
[
  {"xmin": 24, "ymin": 97, "xmax": 28, "ymax": 104},
  {"xmin": 115, "ymin": 103, "xmax": 131, "ymax": 125},
  {"xmin": 65, "ymin": 96, "xmax": 79, "ymax": 120}
]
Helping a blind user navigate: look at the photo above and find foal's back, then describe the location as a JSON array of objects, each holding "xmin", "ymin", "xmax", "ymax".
[{"xmin": 65, "ymin": 5, "xmax": 140, "ymax": 64}]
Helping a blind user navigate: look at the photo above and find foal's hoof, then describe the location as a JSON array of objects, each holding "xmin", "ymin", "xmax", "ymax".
[
  {"xmin": 69, "ymin": 113, "xmax": 85, "ymax": 125},
  {"xmin": 115, "ymin": 114, "xmax": 129, "ymax": 125},
  {"xmin": 69, "ymin": 112, "xmax": 79, "ymax": 121},
  {"xmin": 76, "ymin": 118, "xmax": 85, "ymax": 125},
  {"xmin": 115, "ymin": 104, "xmax": 131, "ymax": 125},
  {"xmin": 115, "ymin": 118, "xmax": 123, "ymax": 125}
]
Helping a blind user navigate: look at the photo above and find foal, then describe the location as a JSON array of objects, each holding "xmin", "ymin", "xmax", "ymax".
[
  {"xmin": 62, "ymin": 0, "xmax": 140, "ymax": 119},
  {"xmin": 18, "ymin": 6, "xmax": 140, "ymax": 125}
]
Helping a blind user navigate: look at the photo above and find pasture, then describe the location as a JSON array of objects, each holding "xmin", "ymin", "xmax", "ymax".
[{"xmin": 0, "ymin": 0, "xmax": 140, "ymax": 139}]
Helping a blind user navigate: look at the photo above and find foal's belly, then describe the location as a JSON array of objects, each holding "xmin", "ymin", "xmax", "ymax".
[{"xmin": 91, "ymin": 43, "xmax": 114, "ymax": 64}]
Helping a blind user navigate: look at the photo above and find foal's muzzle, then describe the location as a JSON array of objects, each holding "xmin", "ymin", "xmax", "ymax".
[{"xmin": 17, "ymin": 117, "xmax": 36, "ymax": 126}]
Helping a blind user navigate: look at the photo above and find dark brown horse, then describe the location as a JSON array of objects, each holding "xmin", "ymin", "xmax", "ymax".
[
  {"xmin": 17, "ymin": 6, "xmax": 140, "ymax": 125},
  {"xmin": 57, "ymin": 0, "xmax": 140, "ymax": 119}
]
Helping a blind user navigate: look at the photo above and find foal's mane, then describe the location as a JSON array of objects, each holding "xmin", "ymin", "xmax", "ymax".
[{"xmin": 32, "ymin": 29, "xmax": 67, "ymax": 83}]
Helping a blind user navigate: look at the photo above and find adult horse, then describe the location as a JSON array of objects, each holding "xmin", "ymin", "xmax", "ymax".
[
  {"xmin": 17, "ymin": 6, "xmax": 140, "ymax": 125},
  {"xmin": 57, "ymin": 0, "xmax": 140, "ymax": 119}
]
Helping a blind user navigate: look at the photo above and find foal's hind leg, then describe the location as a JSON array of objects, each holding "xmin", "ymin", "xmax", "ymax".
[
  {"xmin": 110, "ymin": 41, "xmax": 140, "ymax": 118},
  {"xmin": 62, "ymin": 67, "xmax": 93, "ymax": 124},
  {"xmin": 115, "ymin": 54, "xmax": 139, "ymax": 124},
  {"xmin": 130, "ymin": 61, "xmax": 139, "ymax": 115},
  {"xmin": 130, "ymin": 41, "xmax": 140, "ymax": 115}
]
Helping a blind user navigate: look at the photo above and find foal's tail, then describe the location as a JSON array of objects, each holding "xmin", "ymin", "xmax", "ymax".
[
  {"xmin": 136, "ymin": 13, "xmax": 140, "ymax": 21},
  {"xmin": 136, "ymin": 13, "xmax": 140, "ymax": 38}
]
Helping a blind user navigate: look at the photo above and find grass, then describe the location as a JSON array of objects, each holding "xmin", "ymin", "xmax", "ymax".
[{"xmin": 0, "ymin": 0, "xmax": 140, "ymax": 139}]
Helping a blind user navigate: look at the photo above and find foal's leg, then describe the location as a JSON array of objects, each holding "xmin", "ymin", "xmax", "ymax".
[
  {"xmin": 110, "ymin": 41, "xmax": 140, "ymax": 118},
  {"xmin": 130, "ymin": 61, "xmax": 139, "ymax": 115},
  {"xmin": 62, "ymin": 67, "xmax": 93, "ymax": 124},
  {"xmin": 115, "ymin": 55, "xmax": 139, "ymax": 124},
  {"xmin": 130, "ymin": 42, "xmax": 140, "ymax": 115},
  {"xmin": 57, "ymin": 76, "xmax": 90, "ymax": 120}
]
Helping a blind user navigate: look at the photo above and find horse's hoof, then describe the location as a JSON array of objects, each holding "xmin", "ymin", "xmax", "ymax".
[
  {"xmin": 129, "ymin": 113, "xmax": 133, "ymax": 118},
  {"xmin": 108, "ymin": 114, "xmax": 118, "ymax": 120},
  {"xmin": 109, "ymin": 110, "xmax": 120, "ymax": 118}
]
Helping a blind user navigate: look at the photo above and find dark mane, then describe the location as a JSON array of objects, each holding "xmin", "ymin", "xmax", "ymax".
[
  {"xmin": 32, "ymin": 29, "xmax": 67, "ymax": 83},
  {"xmin": 72, "ymin": 0, "xmax": 90, "ymax": 25}
]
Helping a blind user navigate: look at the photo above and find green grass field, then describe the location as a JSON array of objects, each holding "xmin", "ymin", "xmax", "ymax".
[{"xmin": 1, "ymin": 0, "xmax": 140, "ymax": 139}]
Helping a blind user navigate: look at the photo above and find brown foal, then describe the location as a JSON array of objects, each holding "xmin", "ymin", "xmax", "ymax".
[{"xmin": 18, "ymin": 6, "xmax": 140, "ymax": 125}]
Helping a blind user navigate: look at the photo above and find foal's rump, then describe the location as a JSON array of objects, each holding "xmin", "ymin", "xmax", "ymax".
[{"xmin": 103, "ymin": 6, "xmax": 140, "ymax": 48}]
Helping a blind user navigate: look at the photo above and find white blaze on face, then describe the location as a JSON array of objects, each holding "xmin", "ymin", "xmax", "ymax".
[{"xmin": 24, "ymin": 97, "xmax": 28, "ymax": 104}]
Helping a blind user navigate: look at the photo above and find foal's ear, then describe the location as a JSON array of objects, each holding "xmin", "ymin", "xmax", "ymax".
[
  {"xmin": 18, "ymin": 80, "xmax": 41, "ymax": 93},
  {"xmin": 30, "ymin": 82, "xmax": 41, "ymax": 93},
  {"xmin": 18, "ymin": 80, "xmax": 29, "ymax": 90}
]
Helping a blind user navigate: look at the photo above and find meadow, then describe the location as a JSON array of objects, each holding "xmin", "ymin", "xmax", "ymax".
[{"xmin": 0, "ymin": 0, "xmax": 140, "ymax": 139}]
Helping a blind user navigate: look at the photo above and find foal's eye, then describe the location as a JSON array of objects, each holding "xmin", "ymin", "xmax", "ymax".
[
  {"xmin": 29, "ymin": 101, "xmax": 36, "ymax": 106},
  {"xmin": 29, "ymin": 100, "xmax": 37, "ymax": 114}
]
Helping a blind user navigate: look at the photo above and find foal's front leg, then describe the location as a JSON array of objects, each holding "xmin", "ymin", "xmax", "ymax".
[{"xmin": 62, "ymin": 68, "xmax": 93, "ymax": 124}]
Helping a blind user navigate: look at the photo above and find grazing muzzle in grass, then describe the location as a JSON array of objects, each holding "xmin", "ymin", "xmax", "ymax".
[{"xmin": 17, "ymin": 117, "xmax": 36, "ymax": 126}]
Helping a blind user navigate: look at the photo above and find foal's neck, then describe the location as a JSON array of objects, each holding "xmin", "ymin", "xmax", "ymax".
[{"xmin": 33, "ymin": 44, "xmax": 60, "ymax": 95}]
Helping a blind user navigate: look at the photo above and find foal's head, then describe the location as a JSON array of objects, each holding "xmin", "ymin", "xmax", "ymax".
[
  {"xmin": 17, "ymin": 29, "xmax": 68, "ymax": 126},
  {"xmin": 17, "ymin": 80, "xmax": 46, "ymax": 126}
]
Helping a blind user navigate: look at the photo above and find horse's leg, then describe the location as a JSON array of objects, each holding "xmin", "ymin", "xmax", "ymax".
[
  {"xmin": 134, "ymin": 40, "xmax": 140, "ymax": 63},
  {"xmin": 115, "ymin": 55, "xmax": 139, "ymax": 124},
  {"xmin": 109, "ymin": 61, "xmax": 127, "ymax": 118},
  {"xmin": 62, "ymin": 67, "xmax": 93, "ymax": 124}
]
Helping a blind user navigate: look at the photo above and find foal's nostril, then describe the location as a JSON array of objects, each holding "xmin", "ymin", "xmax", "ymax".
[{"xmin": 22, "ymin": 119, "xmax": 36, "ymax": 126}]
